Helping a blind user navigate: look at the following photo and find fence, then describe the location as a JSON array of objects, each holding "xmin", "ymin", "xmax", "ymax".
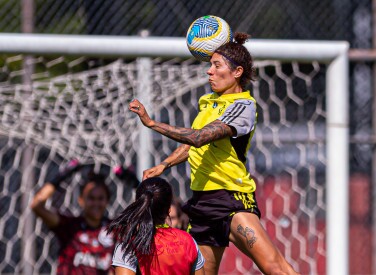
[{"xmin": 0, "ymin": 0, "xmax": 358, "ymax": 42}]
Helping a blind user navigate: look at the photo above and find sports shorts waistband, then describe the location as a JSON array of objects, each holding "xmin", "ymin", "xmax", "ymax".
[{"xmin": 191, "ymin": 189, "xmax": 231, "ymax": 200}]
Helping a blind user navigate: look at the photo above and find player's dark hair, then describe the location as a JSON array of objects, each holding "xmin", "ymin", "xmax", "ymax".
[
  {"xmin": 79, "ymin": 169, "xmax": 110, "ymax": 200},
  {"xmin": 215, "ymin": 32, "xmax": 256, "ymax": 89},
  {"xmin": 107, "ymin": 177, "xmax": 173, "ymax": 258}
]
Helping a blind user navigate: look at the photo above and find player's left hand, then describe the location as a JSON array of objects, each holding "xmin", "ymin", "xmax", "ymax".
[
  {"xmin": 142, "ymin": 164, "xmax": 165, "ymax": 180},
  {"xmin": 129, "ymin": 99, "xmax": 154, "ymax": 128}
]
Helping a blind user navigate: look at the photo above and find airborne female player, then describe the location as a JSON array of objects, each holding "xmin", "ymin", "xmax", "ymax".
[{"xmin": 129, "ymin": 32, "xmax": 299, "ymax": 275}]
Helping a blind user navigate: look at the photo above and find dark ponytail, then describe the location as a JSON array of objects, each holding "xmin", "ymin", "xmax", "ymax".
[{"xmin": 107, "ymin": 177, "xmax": 173, "ymax": 258}]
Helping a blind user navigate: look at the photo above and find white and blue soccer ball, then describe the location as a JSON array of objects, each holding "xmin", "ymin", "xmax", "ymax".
[{"xmin": 186, "ymin": 15, "xmax": 233, "ymax": 62}]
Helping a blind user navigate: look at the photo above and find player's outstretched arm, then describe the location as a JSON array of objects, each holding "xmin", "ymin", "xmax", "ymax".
[
  {"xmin": 143, "ymin": 144, "xmax": 190, "ymax": 180},
  {"xmin": 129, "ymin": 99, "xmax": 235, "ymax": 147},
  {"xmin": 30, "ymin": 183, "xmax": 60, "ymax": 228},
  {"xmin": 30, "ymin": 159, "xmax": 81, "ymax": 228}
]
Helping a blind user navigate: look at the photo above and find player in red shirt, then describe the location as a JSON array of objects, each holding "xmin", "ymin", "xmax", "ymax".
[
  {"xmin": 31, "ymin": 160, "xmax": 115, "ymax": 275},
  {"xmin": 107, "ymin": 177, "xmax": 205, "ymax": 275}
]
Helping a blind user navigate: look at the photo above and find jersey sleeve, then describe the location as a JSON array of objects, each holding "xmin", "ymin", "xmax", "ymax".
[
  {"xmin": 218, "ymin": 99, "xmax": 256, "ymax": 137},
  {"xmin": 192, "ymin": 239, "xmax": 205, "ymax": 271},
  {"xmin": 112, "ymin": 243, "xmax": 138, "ymax": 273}
]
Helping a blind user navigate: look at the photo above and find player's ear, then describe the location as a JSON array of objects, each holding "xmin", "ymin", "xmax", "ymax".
[{"xmin": 234, "ymin": 66, "xmax": 243, "ymax": 78}]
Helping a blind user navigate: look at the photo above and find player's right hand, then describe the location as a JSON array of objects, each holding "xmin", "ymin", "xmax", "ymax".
[{"xmin": 129, "ymin": 99, "xmax": 155, "ymax": 128}]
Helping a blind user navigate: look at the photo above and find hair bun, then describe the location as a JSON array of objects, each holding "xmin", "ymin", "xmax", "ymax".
[{"xmin": 234, "ymin": 32, "xmax": 250, "ymax": 45}]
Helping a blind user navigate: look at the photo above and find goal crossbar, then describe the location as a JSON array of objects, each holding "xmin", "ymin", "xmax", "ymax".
[{"xmin": 0, "ymin": 33, "xmax": 347, "ymax": 61}]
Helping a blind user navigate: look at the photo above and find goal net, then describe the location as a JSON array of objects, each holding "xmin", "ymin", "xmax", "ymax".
[{"xmin": 0, "ymin": 35, "xmax": 349, "ymax": 275}]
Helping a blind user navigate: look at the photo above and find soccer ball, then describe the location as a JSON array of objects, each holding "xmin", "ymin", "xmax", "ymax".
[{"xmin": 186, "ymin": 15, "xmax": 233, "ymax": 62}]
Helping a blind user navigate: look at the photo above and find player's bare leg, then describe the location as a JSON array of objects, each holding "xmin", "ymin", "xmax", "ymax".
[
  {"xmin": 229, "ymin": 212, "xmax": 300, "ymax": 275},
  {"xmin": 198, "ymin": 245, "xmax": 225, "ymax": 275}
]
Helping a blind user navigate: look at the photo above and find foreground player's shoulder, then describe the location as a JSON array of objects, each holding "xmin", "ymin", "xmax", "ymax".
[
  {"xmin": 112, "ymin": 243, "xmax": 138, "ymax": 273},
  {"xmin": 169, "ymin": 228, "xmax": 195, "ymax": 242}
]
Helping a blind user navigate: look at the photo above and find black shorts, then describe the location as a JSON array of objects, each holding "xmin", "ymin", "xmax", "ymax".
[{"xmin": 182, "ymin": 189, "xmax": 261, "ymax": 247}]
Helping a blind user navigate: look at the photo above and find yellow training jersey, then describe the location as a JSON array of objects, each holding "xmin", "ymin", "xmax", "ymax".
[{"xmin": 188, "ymin": 91, "xmax": 257, "ymax": 193}]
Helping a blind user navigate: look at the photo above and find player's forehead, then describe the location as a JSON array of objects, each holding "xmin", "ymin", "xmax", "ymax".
[
  {"xmin": 210, "ymin": 53, "xmax": 227, "ymax": 64},
  {"xmin": 82, "ymin": 182, "xmax": 107, "ymax": 198}
]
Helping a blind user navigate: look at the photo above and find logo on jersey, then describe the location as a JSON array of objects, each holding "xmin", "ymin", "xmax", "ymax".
[
  {"xmin": 73, "ymin": 252, "xmax": 112, "ymax": 270},
  {"xmin": 78, "ymin": 233, "xmax": 89, "ymax": 244},
  {"xmin": 98, "ymin": 228, "xmax": 114, "ymax": 247}
]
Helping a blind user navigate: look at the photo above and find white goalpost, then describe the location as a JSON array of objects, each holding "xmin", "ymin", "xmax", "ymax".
[{"xmin": 0, "ymin": 34, "xmax": 349, "ymax": 275}]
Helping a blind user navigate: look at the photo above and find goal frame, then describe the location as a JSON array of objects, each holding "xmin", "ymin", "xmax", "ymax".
[{"xmin": 0, "ymin": 33, "xmax": 349, "ymax": 275}]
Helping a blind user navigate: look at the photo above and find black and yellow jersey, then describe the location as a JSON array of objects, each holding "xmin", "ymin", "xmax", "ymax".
[{"xmin": 188, "ymin": 91, "xmax": 257, "ymax": 193}]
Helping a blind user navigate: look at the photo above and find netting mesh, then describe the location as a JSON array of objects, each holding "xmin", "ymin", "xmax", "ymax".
[{"xmin": 0, "ymin": 54, "xmax": 327, "ymax": 274}]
